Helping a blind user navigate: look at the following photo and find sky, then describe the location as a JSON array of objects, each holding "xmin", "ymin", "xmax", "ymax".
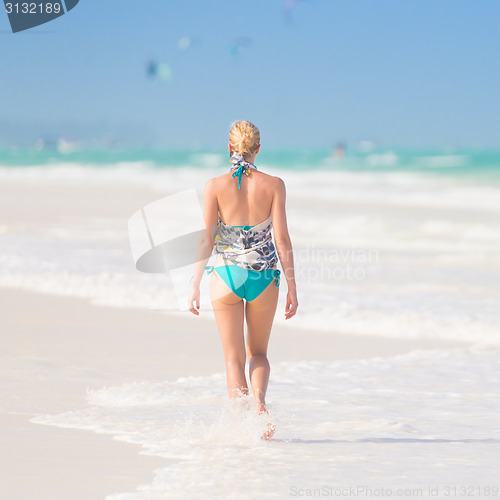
[{"xmin": 0, "ymin": 0, "xmax": 499, "ymax": 150}]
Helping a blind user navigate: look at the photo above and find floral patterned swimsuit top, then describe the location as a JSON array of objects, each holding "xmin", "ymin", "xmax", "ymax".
[{"xmin": 213, "ymin": 153, "xmax": 278, "ymax": 272}]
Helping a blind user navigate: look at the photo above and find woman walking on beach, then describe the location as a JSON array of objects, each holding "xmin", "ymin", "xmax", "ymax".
[{"xmin": 188, "ymin": 120, "xmax": 298, "ymax": 438}]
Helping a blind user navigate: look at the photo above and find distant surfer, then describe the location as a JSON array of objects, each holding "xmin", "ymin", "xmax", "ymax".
[{"xmin": 333, "ymin": 141, "xmax": 347, "ymax": 160}]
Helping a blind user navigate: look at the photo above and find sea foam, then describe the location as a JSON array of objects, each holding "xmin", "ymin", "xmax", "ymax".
[{"xmin": 30, "ymin": 345, "xmax": 500, "ymax": 499}]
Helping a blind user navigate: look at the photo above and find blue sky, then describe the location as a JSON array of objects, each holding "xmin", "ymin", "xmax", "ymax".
[{"xmin": 1, "ymin": 0, "xmax": 499, "ymax": 149}]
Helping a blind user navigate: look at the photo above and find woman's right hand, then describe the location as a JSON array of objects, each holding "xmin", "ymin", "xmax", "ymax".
[
  {"xmin": 187, "ymin": 286, "xmax": 201, "ymax": 316},
  {"xmin": 285, "ymin": 288, "xmax": 298, "ymax": 320}
]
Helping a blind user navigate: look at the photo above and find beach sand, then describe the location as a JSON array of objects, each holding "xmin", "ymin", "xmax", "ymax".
[{"xmin": 0, "ymin": 287, "xmax": 470, "ymax": 500}]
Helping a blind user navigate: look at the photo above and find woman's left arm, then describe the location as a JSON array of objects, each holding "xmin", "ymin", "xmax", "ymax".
[{"xmin": 188, "ymin": 179, "xmax": 218, "ymax": 315}]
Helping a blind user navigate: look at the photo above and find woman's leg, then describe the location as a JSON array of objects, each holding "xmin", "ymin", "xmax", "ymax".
[
  {"xmin": 210, "ymin": 271, "xmax": 248, "ymax": 398},
  {"xmin": 245, "ymin": 279, "xmax": 279, "ymax": 411}
]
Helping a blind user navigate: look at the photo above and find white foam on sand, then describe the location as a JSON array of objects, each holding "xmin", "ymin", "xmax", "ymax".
[{"xmin": 30, "ymin": 345, "xmax": 500, "ymax": 499}]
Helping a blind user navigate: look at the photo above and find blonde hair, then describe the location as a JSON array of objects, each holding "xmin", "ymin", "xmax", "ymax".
[{"xmin": 229, "ymin": 120, "xmax": 260, "ymax": 158}]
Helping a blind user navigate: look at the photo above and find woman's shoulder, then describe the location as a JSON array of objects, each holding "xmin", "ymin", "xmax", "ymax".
[
  {"xmin": 204, "ymin": 171, "xmax": 285, "ymax": 191},
  {"xmin": 260, "ymin": 172, "xmax": 285, "ymax": 192},
  {"xmin": 202, "ymin": 175, "xmax": 223, "ymax": 199},
  {"xmin": 204, "ymin": 172, "xmax": 232, "ymax": 189},
  {"xmin": 204, "ymin": 172, "xmax": 229, "ymax": 184},
  {"xmin": 256, "ymin": 170, "xmax": 284, "ymax": 185}
]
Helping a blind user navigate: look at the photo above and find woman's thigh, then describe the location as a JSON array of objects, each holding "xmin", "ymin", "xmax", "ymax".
[
  {"xmin": 210, "ymin": 270, "xmax": 245, "ymax": 362},
  {"xmin": 245, "ymin": 277, "xmax": 279, "ymax": 356}
]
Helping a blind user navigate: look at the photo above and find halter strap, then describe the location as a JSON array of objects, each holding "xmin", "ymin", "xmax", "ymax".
[{"xmin": 229, "ymin": 152, "xmax": 258, "ymax": 189}]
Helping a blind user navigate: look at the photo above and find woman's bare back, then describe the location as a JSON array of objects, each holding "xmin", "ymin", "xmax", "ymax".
[{"xmin": 213, "ymin": 170, "xmax": 279, "ymax": 226}]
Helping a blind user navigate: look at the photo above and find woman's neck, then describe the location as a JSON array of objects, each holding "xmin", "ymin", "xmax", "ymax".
[{"xmin": 241, "ymin": 153, "xmax": 257, "ymax": 164}]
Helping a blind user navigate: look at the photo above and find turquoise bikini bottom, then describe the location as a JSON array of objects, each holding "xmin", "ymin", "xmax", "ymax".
[{"xmin": 203, "ymin": 265, "xmax": 280, "ymax": 302}]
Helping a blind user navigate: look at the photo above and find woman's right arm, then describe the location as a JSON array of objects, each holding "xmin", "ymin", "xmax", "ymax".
[{"xmin": 271, "ymin": 177, "xmax": 298, "ymax": 320}]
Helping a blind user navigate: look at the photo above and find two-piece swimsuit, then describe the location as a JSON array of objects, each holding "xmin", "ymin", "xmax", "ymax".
[{"xmin": 202, "ymin": 153, "xmax": 281, "ymax": 301}]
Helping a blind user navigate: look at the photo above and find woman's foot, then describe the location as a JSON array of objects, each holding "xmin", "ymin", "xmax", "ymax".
[
  {"xmin": 262, "ymin": 422, "xmax": 276, "ymax": 440},
  {"xmin": 256, "ymin": 400, "xmax": 267, "ymax": 414},
  {"xmin": 256, "ymin": 401, "xmax": 275, "ymax": 440}
]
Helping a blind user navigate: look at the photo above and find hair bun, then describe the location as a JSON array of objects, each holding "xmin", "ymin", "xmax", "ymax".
[{"xmin": 229, "ymin": 120, "xmax": 260, "ymax": 157}]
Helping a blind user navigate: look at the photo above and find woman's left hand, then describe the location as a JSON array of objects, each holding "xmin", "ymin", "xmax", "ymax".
[{"xmin": 187, "ymin": 286, "xmax": 201, "ymax": 315}]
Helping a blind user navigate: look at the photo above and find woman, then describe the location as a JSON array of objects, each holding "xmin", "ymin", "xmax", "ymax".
[{"xmin": 188, "ymin": 120, "xmax": 298, "ymax": 438}]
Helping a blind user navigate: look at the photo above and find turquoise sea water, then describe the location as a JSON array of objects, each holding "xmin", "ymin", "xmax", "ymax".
[{"xmin": 1, "ymin": 146, "xmax": 500, "ymax": 184}]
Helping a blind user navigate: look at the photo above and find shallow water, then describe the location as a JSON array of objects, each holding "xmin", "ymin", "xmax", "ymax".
[{"xmin": 31, "ymin": 345, "xmax": 500, "ymax": 499}]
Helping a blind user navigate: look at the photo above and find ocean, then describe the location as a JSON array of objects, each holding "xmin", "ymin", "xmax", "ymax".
[
  {"xmin": 2, "ymin": 145, "xmax": 500, "ymax": 498},
  {"xmin": 1, "ymin": 146, "xmax": 500, "ymax": 183}
]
